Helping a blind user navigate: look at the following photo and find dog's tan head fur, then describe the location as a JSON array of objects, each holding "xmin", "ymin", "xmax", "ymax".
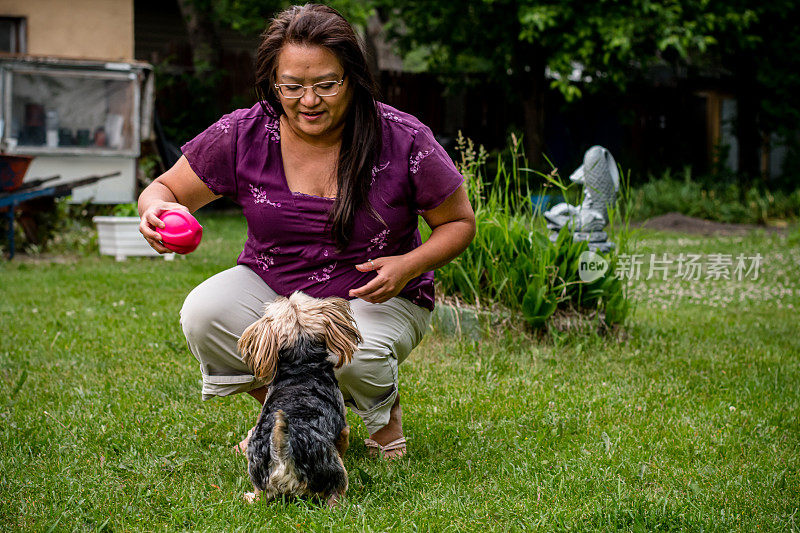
[{"xmin": 237, "ymin": 292, "xmax": 362, "ymax": 383}]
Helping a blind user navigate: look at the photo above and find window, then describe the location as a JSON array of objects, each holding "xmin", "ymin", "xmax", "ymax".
[
  {"xmin": 0, "ymin": 17, "xmax": 26, "ymax": 54},
  {"xmin": 3, "ymin": 68, "xmax": 140, "ymax": 154}
]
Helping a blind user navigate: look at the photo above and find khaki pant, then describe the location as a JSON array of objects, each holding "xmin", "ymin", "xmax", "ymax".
[{"xmin": 179, "ymin": 265, "xmax": 431, "ymax": 433}]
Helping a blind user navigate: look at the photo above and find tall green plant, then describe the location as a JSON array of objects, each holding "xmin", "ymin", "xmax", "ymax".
[{"xmin": 427, "ymin": 134, "xmax": 632, "ymax": 330}]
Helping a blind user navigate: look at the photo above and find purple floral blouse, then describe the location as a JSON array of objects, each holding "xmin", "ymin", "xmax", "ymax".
[{"xmin": 181, "ymin": 102, "xmax": 464, "ymax": 311}]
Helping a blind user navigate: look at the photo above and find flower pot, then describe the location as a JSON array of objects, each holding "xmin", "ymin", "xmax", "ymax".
[
  {"xmin": 0, "ymin": 154, "xmax": 34, "ymax": 192},
  {"xmin": 92, "ymin": 216, "xmax": 174, "ymax": 261}
]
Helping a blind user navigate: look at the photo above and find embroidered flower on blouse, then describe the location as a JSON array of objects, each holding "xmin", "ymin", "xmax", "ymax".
[
  {"xmin": 381, "ymin": 111, "xmax": 401, "ymax": 123},
  {"xmin": 308, "ymin": 262, "xmax": 337, "ymax": 283},
  {"xmin": 372, "ymin": 161, "xmax": 390, "ymax": 176},
  {"xmin": 264, "ymin": 120, "xmax": 280, "ymax": 143},
  {"xmin": 249, "ymin": 184, "xmax": 281, "ymax": 207},
  {"xmin": 215, "ymin": 118, "xmax": 231, "ymax": 134},
  {"xmin": 202, "ymin": 175, "xmax": 224, "ymax": 195},
  {"xmin": 410, "ymin": 148, "xmax": 435, "ymax": 174},
  {"xmin": 381, "ymin": 111, "xmax": 418, "ymax": 134},
  {"xmin": 255, "ymin": 247, "xmax": 281, "ymax": 271},
  {"xmin": 367, "ymin": 229, "xmax": 389, "ymax": 253},
  {"xmin": 370, "ymin": 161, "xmax": 390, "ymax": 185}
]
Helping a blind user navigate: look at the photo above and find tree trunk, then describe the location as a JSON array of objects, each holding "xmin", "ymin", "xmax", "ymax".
[
  {"xmin": 514, "ymin": 43, "xmax": 547, "ymax": 168},
  {"xmin": 734, "ymin": 53, "xmax": 760, "ymax": 192},
  {"xmin": 521, "ymin": 69, "xmax": 546, "ymax": 168},
  {"xmin": 364, "ymin": 13, "xmax": 383, "ymax": 82},
  {"xmin": 176, "ymin": 0, "xmax": 223, "ymax": 74}
]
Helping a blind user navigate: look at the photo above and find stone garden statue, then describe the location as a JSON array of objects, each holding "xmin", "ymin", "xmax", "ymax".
[{"xmin": 544, "ymin": 145, "xmax": 619, "ymax": 253}]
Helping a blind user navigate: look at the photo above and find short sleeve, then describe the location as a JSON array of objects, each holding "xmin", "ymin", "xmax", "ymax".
[
  {"xmin": 408, "ymin": 125, "xmax": 465, "ymax": 213},
  {"xmin": 181, "ymin": 112, "xmax": 239, "ymax": 197}
]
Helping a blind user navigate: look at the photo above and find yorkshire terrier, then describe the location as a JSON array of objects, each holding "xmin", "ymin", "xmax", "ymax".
[{"xmin": 237, "ymin": 292, "xmax": 362, "ymax": 506}]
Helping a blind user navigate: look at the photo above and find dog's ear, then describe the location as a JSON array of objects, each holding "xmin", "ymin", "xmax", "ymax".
[
  {"xmin": 238, "ymin": 314, "xmax": 280, "ymax": 383},
  {"xmin": 320, "ymin": 297, "xmax": 362, "ymax": 368}
]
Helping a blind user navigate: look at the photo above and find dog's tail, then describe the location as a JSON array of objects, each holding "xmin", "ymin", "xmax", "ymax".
[
  {"xmin": 263, "ymin": 410, "xmax": 309, "ymax": 496},
  {"xmin": 270, "ymin": 410, "xmax": 292, "ymax": 464}
]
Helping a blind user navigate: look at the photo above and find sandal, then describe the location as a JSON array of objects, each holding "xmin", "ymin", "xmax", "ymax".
[
  {"xmin": 364, "ymin": 437, "xmax": 407, "ymax": 460},
  {"xmin": 232, "ymin": 427, "xmax": 254, "ymax": 456}
]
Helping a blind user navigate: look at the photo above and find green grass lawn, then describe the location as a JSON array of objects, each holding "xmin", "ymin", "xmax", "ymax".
[{"xmin": 1, "ymin": 212, "xmax": 798, "ymax": 531}]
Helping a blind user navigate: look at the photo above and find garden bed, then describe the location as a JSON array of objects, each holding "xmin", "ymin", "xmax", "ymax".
[{"xmin": 634, "ymin": 211, "xmax": 790, "ymax": 236}]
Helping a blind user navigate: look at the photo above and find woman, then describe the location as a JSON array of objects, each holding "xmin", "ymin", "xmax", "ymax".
[{"xmin": 138, "ymin": 4, "xmax": 475, "ymax": 460}]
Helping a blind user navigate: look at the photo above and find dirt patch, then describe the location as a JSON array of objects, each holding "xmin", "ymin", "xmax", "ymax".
[{"xmin": 633, "ymin": 212, "xmax": 788, "ymax": 236}]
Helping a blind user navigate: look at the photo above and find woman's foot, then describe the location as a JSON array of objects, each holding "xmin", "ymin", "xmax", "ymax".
[
  {"xmin": 365, "ymin": 395, "xmax": 406, "ymax": 460},
  {"xmin": 233, "ymin": 427, "xmax": 254, "ymax": 455},
  {"xmin": 234, "ymin": 387, "xmax": 267, "ymax": 455},
  {"xmin": 364, "ymin": 436, "xmax": 406, "ymax": 460}
]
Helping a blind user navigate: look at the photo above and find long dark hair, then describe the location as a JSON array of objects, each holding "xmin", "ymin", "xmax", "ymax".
[{"xmin": 254, "ymin": 4, "xmax": 383, "ymax": 250}]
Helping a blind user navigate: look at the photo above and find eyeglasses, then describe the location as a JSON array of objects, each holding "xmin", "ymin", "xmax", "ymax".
[{"xmin": 274, "ymin": 79, "xmax": 345, "ymax": 99}]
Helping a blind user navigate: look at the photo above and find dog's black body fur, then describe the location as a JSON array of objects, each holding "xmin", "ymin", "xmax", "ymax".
[{"xmin": 246, "ymin": 334, "xmax": 348, "ymax": 499}]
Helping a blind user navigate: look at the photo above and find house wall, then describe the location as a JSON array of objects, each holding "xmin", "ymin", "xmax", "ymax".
[{"xmin": 0, "ymin": 0, "xmax": 133, "ymax": 61}]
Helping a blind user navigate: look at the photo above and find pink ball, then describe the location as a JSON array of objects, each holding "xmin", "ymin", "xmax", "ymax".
[{"xmin": 156, "ymin": 210, "xmax": 203, "ymax": 254}]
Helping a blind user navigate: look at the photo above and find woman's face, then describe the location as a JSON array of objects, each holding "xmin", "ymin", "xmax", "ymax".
[{"xmin": 274, "ymin": 43, "xmax": 352, "ymax": 143}]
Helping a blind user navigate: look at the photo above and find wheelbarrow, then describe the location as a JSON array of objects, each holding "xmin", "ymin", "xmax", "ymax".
[{"xmin": 0, "ymin": 154, "xmax": 121, "ymax": 259}]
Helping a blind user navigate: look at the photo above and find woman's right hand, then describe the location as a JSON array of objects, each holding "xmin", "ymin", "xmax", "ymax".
[
  {"xmin": 137, "ymin": 155, "xmax": 219, "ymax": 253},
  {"xmin": 139, "ymin": 200, "xmax": 190, "ymax": 253}
]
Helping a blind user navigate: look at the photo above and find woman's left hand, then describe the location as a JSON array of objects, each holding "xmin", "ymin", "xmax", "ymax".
[
  {"xmin": 349, "ymin": 255, "xmax": 419, "ymax": 304},
  {"xmin": 349, "ymin": 186, "xmax": 476, "ymax": 304}
]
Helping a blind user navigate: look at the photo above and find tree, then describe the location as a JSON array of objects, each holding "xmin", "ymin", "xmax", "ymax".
[
  {"xmin": 375, "ymin": 0, "xmax": 749, "ymax": 167},
  {"xmin": 163, "ymin": 0, "xmax": 374, "ymax": 142},
  {"xmin": 207, "ymin": 0, "xmax": 374, "ymax": 34},
  {"xmin": 176, "ymin": 0, "xmax": 224, "ymax": 75},
  {"xmin": 709, "ymin": 0, "xmax": 800, "ymax": 185}
]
